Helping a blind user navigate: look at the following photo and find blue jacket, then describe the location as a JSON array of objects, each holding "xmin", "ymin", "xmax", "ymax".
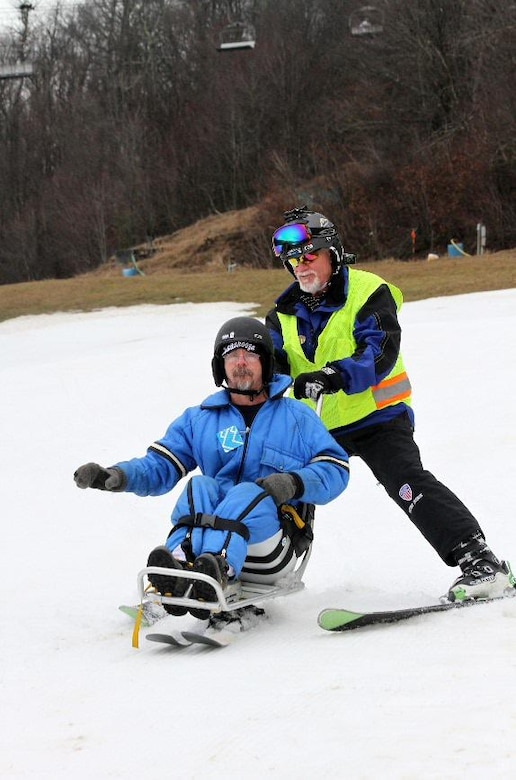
[{"xmin": 115, "ymin": 374, "xmax": 350, "ymax": 505}]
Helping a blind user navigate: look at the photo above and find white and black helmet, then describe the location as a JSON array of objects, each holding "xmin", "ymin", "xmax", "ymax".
[
  {"xmin": 272, "ymin": 206, "xmax": 356, "ymax": 275},
  {"xmin": 212, "ymin": 317, "xmax": 274, "ymax": 386}
]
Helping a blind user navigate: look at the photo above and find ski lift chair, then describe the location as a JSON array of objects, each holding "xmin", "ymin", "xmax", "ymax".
[
  {"xmin": 0, "ymin": 61, "xmax": 34, "ymax": 80},
  {"xmin": 349, "ymin": 5, "xmax": 384, "ymax": 36},
  {"xmin": 217, "ymin": 21, "xmax": 256, "ymax": 52}
]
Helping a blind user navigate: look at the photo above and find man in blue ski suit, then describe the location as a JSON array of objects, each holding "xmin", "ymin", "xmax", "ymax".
[{"xmin": 74, "ymin": 316, "xmax": 350, "ymax": 618}]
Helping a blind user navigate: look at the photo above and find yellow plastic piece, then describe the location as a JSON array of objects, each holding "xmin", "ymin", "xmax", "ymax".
[{"xmin": 132, "ymin": 604, "xmax": 144, "ymax": 649}]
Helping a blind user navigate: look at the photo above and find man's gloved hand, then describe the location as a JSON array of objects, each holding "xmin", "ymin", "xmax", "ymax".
[
  {"xmin": 293, "ymin": 366, "xmax": 342, "ymax": 401},
  {"xmin": 74, "ymin": 462, "xmax": 126, "ymax": 491},
  {"xmin": 256, "ymin": 473, "xmax": 303, "ymax": 506}
]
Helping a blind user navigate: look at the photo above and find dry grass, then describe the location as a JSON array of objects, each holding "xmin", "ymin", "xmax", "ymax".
[{"xmin": 1, "ymin": 209, "xmax": 515, "ymax": 324}]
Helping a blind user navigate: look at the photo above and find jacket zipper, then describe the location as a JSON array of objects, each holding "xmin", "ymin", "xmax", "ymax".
[{"xmin": 235, "ymin": 425, "xmax": 251, "ymax": 484}]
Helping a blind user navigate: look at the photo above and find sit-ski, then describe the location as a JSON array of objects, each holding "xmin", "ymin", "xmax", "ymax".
[{"xmin": 138, "ymin": 533, "xmax": 312, "ymax": 616}]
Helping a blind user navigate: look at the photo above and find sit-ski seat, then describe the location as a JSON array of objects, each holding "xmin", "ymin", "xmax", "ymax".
[{"xmin": 137, "ymin": 503, "xmax": 314, "ymax": 615}]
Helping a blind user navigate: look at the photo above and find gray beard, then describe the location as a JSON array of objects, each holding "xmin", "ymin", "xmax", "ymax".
[
  {"xmin": 298, "ymin": 276, "xmax": 327, "ymax": 295},
  {"xmin": 233, "ymin": 378, "xmax": 253, "ymax": 391},
  {"xmin": 229, "ymin": 370, "xmax": 255, "ymax": 392}
]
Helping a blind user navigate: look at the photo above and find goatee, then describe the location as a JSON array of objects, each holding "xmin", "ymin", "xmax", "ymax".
[{"xmin": 230, "ymin": 369, "xmax": 254, "ymax": 391}]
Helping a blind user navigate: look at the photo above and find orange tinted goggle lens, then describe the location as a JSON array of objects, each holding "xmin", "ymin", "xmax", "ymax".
[{"xmin": 288, "ymin": 252, "xmax": 319, "ymax": 268}]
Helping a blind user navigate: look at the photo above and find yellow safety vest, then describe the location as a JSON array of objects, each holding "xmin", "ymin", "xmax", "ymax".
[{"xmin": 277, "ymin": 270, "xmax": 412, "ymax": 431}]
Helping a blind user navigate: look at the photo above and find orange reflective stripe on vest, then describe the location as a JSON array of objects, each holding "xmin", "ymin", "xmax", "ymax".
[{"xmin": 372, "ymin": 371, "xmax": 412, "ymax": 409}]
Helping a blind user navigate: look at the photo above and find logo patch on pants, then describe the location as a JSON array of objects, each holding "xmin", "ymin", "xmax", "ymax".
[
  {"xmin": 218, "ymin": 425, "xmax": 244, "ymax": 453},
  {"xmin": 399, "ymin": 483, "xmax": 413, "ymax": 501}
]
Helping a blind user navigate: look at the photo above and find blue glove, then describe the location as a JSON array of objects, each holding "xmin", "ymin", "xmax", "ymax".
[
  {"xmin": 74, "ymin": 462, "xmax": 126, "ymax": 491},
  {"xmin": 293, "ymin": 366, "xmax": 342, "ymax": 401}
]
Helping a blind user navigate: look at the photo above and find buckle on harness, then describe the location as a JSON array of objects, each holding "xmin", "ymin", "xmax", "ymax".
[
  {"xmin": 175, "ymin": 512, "xmax": 250, "ymax": 541},
  {"xmin": 279, "ymin": 504, "xmax": 314, "ymax": 556}
]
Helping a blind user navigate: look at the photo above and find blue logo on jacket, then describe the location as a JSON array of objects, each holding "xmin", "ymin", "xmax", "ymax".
[{"xmin": 218, "ymin": 425, "xmax": 244, "ymax": 453}]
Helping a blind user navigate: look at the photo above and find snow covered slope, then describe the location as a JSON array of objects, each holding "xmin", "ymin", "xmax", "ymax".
[{"xmin": 1, "ymin": 292, "xmax": 515, "ymax": 779}]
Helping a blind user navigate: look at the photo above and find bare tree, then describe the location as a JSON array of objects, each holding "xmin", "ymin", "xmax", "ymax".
[{"xmin": 0, "ymin": 0, "xmax": 514, "ymax": 283}]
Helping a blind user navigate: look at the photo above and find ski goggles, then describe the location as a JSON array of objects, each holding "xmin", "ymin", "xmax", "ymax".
[{"xmin": 272, "ymin": 223, "xmax": 312, "ymax": 257}]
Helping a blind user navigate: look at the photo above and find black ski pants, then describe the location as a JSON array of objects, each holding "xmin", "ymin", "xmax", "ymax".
[{"xmin": 335, "ymin": 412, "xmax": 483, "ymax": 566}]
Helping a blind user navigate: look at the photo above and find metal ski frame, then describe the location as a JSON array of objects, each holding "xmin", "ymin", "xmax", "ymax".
[
  {"xmin": 136, "ymin": 397, "xmax": 323, "ymax": 615},
  {"xmin": 137, "ymin": 544, "xmax": 311, "ymax": 615}
]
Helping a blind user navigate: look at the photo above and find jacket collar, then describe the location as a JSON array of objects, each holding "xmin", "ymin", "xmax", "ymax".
[{"xmin": 201, "ymin": 374, "xmax": 293, "ymax": 409}]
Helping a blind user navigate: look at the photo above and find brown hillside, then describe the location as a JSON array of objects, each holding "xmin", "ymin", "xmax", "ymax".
[
  {"xmin": 96, "ymin": 204, "xmax": 278, "ymax": 277},
  {"xmin": 147, "ymin": 206, "xmax": 265, "ymax": 272},
  {"xmin": 99, "ymin": 200, "xmax": 516, "ymax": 282},
  {"xmin": 1, "ymin": 203, "xmax": 514, "ymax": 324}
]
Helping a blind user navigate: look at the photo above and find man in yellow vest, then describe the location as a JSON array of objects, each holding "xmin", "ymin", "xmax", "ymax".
[{"xmin": 267, "ymin": 206, "xmax": 515, "ymax": 602}]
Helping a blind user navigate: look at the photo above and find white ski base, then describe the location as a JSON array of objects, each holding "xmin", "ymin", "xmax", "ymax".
[{"xmin": 146, "ymin": 631, "xmax": 192, "ymax": 647}]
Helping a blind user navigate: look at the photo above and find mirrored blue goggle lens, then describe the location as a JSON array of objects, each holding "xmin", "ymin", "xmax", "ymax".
[{"xmin": 272, "ymin": 223, "xmax": 312, "ymax": 256}]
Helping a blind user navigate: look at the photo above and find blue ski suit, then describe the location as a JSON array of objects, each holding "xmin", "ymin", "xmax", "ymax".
[{"xmin": 114, "ymin": 374, "xmax": 350, "ymax": 578}]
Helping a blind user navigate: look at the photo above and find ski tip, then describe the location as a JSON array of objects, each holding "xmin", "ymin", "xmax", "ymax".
[
  {"xmin": 317, "ymin": 608, "xmax": 365, "ymax": 631},
  {"xmin": 146, "ymin": 632, "xmax": 192, "ymax": 647},
  {"xmin": 181, "ymin": 630, "xmax": 234, "ymax": 648},
  {"xmin": 119, "ymin": 604, "xmax": 150, "ymax": 627}
]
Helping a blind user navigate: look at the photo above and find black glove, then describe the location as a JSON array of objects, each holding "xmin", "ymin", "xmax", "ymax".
[
  {"xmin": 74, "ymin": 462, "xmax": 126, "ymax": 491},
  {"xmin": 256, "ymin": 473, "xmax": 303, "ymax": 506},
  {"xmin": 293, "ymin": 366, "xmax": 342, "ymax": 401}
]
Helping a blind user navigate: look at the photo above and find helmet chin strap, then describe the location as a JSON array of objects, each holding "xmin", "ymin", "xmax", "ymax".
[
  {"xmin": 224, "ymin": 383, "xmax": 267, "ymax": 401},
  {"xmin": 330, "ymin": 246, "xmax": 341, "ymax": 273}
]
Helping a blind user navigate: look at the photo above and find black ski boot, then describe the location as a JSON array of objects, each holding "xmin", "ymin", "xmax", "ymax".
[
  {"xmin": 189, "ymin": 553, "xmax": 229, "ymax": 619},
  {"xmin": 448, "ymin": 533, "xmax": 516, "ymax": 601},
  {"xmin": 209, "ymin": 605, "xmax": 266, "ymax": 632},
  {"xmin": 147, "ymin": 546, "xmax": 188, "ymax": 616}
]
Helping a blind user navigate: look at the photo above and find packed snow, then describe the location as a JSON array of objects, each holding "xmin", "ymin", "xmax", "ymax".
[{"xmin": 1, "ymin": 289, "xmax": 515, "ymax": 779}]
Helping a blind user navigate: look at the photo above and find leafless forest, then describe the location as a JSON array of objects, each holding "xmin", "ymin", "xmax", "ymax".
[{"xmin": 0, "ymin": 0, "xmax": 514, "ymax": 283}]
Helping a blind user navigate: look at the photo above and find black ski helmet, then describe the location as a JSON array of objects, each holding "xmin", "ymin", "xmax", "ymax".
[
  {"xmin": 272, "ymin": 206, "xmax": 355, "ymax": 275},
  {"xmin": 212, "ymin": 316, "xmax": 274, "ymax": 387}
]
